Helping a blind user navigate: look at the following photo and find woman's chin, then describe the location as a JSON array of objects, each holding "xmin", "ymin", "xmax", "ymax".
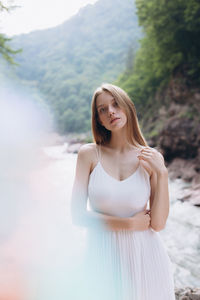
[{"xmin": 109, "ymin": 124, "xmax": 127, "ymax": 132}]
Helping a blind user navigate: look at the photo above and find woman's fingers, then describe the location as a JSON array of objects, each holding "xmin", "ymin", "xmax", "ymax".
[
  {"xmin": 141, "ymin": 146, "xmax": 157, "ymax": 152},
  {"xmin": 140, "ymin": 147, "xmax": 158, "ymax": 156},
  {"xmin": 138, "ymin": 153, "xmax": 151, "ymax": 160},
  {"xmin": 138, "ymin": 148, "xmax": 159, "ymax": 161},
  {"xmin": 141, "ymin": 149, "xmax": 152, "ymax": 153}
]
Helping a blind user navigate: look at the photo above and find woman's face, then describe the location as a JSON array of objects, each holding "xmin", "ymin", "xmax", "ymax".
[{"xmin": 96, "ymin": 91, "xmax": 127, "ymax": 132}]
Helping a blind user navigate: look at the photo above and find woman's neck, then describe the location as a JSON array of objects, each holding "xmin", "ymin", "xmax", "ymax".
[{"xmin": 108, "ymin": 130, "xmax": 134, "ymax": 152}]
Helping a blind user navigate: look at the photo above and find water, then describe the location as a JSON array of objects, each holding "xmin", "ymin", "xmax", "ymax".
[
  {"xmin": 163, "ymin": 179, "xmax": 200, "ymax": 287},
  {"xmin": 0, "ymin": 142, "xmax": 199, "ymax": 299}
]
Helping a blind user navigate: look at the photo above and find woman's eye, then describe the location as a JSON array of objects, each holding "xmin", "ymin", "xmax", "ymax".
[
  {"xmin": 113, "ymin": 101, "xmax": 118, "ymax": 107},
  {"xmin": 99, "ymin": 107, "xmax": 106, "ymax": 113}
]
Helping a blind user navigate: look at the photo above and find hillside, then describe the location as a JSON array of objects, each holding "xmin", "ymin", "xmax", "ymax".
[
  {"xmin": 140, "ymin": 75, "xmax": 200, "ymax": 202},
  {"xmin": 2, "ymin": 0, "xmax": 141, "ymax": 133},
  {"xmin": 116, "ymin": 0, "xmax": 200, "ymax": 204}
]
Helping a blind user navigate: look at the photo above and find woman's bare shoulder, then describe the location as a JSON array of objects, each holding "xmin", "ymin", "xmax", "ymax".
[
  {"xmin": 78, "ymin": 143, "xmax": 97, "ymax": 160},
  {"xmin": 79, "ymin": 143, "xmax": 97, "ymax": 153}
]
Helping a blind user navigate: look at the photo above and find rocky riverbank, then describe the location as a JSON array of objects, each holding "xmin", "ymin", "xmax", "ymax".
[
  {"xmin": 142, "ymin": 77, "xmax": 200, "ymax": 207},
  {"xmin": 166, "ymin": 158, "xmax": 200, "ymax": 206},
  {"xmin": 175, "ymin": 287, "xmax": 200, "ymax": 300}
]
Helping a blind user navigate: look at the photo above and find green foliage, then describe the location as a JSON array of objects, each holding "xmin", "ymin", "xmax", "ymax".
[
  {"xmin": 3, "ymin": 0, "xmax": 141, "ymax": 133},
  {"xmin": 117, "ymin": 0, "xmax": 200, "ymax": 107},
  {"xmin": 0, "ymin": 1, "xmax": 21, "ymax": 64},
  {"xmin": 0, "ymin": 34, "xmax": 21, "ymax": 63}
]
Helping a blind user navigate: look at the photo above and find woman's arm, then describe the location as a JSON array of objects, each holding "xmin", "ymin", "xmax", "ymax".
[
  {"xmin": 138, "ymin": 147, "xmax": 169, "ymax": 232},
  {"xmin": 70, "ymin": 144, "xmax": 151, "ymax": 231}
]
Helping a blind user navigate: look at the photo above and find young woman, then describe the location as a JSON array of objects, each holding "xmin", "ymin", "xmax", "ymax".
[{"xmin": 71, "ymin": 83, "xmax": 175, "ymax": 300}]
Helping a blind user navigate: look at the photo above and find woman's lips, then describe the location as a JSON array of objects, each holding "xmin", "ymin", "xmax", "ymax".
[{"xmin": 110, "ymin": 117, "xmax": 120, "ymax": 124}]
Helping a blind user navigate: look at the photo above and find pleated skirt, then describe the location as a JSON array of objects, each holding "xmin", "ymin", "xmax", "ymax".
[{"xmin": 82, "ymin": 228, "xmax": 175, "ymax": 300}]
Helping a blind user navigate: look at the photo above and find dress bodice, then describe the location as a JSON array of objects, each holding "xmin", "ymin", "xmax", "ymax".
[{"xmin": 88, "ymin": 145, "xmax": 151, "ymax": 218}]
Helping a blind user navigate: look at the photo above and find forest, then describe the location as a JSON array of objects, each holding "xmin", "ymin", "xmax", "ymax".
[
  {"xmin": 118, "ymin": 0, "xmax": 200, "ymax": 107},
  {"xmin": 0, "ymin": 0, "xmax": 141, "ymax": 133},
  {"xmin": 1, "ymin": 0, "xmax": 200, "ymax": 137}
]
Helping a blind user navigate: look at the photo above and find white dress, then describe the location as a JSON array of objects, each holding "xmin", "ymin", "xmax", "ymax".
[{"xmin": 83, "ymin": 145, "xmax": 175, "ymax": 300}]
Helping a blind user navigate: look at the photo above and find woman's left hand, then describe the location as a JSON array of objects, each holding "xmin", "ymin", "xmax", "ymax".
[{"xmin": 137, "ymin": 146, "xmax": 167, "ymax": 175}]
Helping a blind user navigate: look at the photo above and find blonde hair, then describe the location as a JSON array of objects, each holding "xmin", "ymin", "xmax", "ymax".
[{"xmin": 91, "ymin": 83, "xmax": 148, "ymax": 147}]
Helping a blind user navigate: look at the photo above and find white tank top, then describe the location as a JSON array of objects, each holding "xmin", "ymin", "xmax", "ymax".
[{"xmin": 88, "ymin": 144, "xmax": 151, "ymax": 218}]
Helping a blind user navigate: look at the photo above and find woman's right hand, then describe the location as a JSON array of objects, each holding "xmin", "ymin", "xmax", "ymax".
[
  {"xmin": 103, "ymin": 208, "xmax": 151, "ymax": 232},
  {"xmin": 131, "ymin": 209, "xmax": 151, "ymax": 231}
]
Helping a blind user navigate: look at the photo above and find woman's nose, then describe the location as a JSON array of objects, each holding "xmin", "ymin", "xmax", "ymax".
[{"xmin": 108, "ymin": 105, "xmax": 115, "ymax": 115}]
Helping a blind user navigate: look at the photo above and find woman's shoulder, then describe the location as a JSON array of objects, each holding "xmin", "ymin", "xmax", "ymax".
[
  {"xmin": 78, "ymin": 143, "xmax": 97, "ymax": 161},
  {"xmin": 79, "ymin": 142, "xmax": 97, "ymax": 153}
]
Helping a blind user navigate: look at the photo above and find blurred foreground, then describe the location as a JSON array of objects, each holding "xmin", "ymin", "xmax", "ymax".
[{"xmin": 0, "ymin": 87, "xmax": 199, "ymax": 299}]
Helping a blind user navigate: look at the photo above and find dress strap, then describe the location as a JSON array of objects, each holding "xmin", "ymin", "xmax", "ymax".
[{"xmin": 96, "ymin": 144, "xmax": 101, "ymax": 162}]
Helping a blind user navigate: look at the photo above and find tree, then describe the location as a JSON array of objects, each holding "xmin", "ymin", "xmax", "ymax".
[
  {"xmin": 136, "ymin": 0, "xmax": 200, "ymax": 80},
  {"xmin": 0, "ymin": 1, "xmax": 21, "ymax": 63},
  {"xmin": 117, "ymin": 0, "xmax": 200, "ymax": 107}
]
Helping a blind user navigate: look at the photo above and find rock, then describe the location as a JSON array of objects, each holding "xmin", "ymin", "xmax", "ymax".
[
  {"xmin": 194, "ymin": 93, "xmax": 200, "ymax": 101},
  {"xmin": 159, "ymin": 116, "xmax": 198, "ymax": 161},
  {"xmin": 175, "ymin": 183, "xmax": 200, "ymax": 206},
  {"xmin": 143, "ymin": 76, "xmax": 200, "ymax": 209},
  {"xmin": 190, "ymin": 289, "xmax": 200, "ymax": 300},
  {"xmin": 66, "ymin": 143, "xmax": 83, "ymax": 153},
  {"xmin": 191, "ymin": 175, "xmax": 200, "ymax": 188},
  {"xmin": 175, "ymin": 287, "xmax": 200, "ymax": 300},
  {"xmin": 64, "ymin": 132, "xmax": 93, "ymax": 153},
  {"xmin": 190, "ymin": 190, "xmax": 200, "ymax": 207},
  {"xmin": 167, "ymin": 158, "xmax": 200, "ymax": 206},
  {"xmin": 167, "ymin": 158, "xmax": 197, "ymax": 181}
]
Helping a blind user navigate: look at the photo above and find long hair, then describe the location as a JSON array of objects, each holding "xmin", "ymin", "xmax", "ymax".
[{"xmin": 91, "ymin": 83, "xmax": 148, "ymax": 147}]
